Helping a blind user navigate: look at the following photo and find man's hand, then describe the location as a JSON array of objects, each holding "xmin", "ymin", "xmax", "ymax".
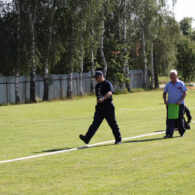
[
  {"xmin": 98, "ymin": 92, "xmax": 112, "ymax": 103},
  {"xmin": 176, "ymin": 91, "xmax": 187, "ymax": 105},
  {"xmin": 98, "ymin": 97, "xmax": 104, "ymax": 103},
  {"xmin": 176, "ymin": 101, "xmax": 180, "ymax": 105},
  {"xmin": 164, "ymin": 100, "xmax": 168, "ymax": 105}
]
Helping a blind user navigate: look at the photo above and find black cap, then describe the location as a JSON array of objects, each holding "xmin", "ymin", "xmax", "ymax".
[{"xmin": 94, "ymin": 71, "xmax": 103, "ymax": 78}]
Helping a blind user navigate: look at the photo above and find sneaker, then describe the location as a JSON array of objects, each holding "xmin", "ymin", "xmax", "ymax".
[
  {"xmin": 79, "ymin": 134, "xmax": 89, "ymax": 144},
  {"xmin": 115, "ymin": 140, "xmax": 122, "ymax": 145},
  {"xmin": 164, "ymin": 135, "xmax": 173, "ymax": 139},
  {"xmin": 185, "ymin": 123, "xmax": 191, "ymax": 130}
]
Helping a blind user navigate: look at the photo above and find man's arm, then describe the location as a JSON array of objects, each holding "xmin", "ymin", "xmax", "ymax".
[
  {"xmin": 176, "ymin": 91, "xmax": 187, "ymax": 105},
  {"xmin": 163, "ymin": 92, "xmax": 168, "ymax": 105},
  {"xmin": 98, "ymin": 91, "xmax": 112, "ymax": 103}
]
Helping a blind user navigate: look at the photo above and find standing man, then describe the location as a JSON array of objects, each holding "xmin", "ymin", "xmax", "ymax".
[
  {"xmin": 163, "ymin": 69, "xmax": 187, "ymax": 138},
  {"xmin": 79, "ymin": 71, "xmax": 122, "ymax": 144}
]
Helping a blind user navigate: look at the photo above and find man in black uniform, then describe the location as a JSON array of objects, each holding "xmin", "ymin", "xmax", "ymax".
[{"xmin": 79, "ymin": 71, "xmax": 122, "ymax": 144}]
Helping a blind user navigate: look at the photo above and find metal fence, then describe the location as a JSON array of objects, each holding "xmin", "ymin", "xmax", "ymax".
[{"xmin": 0, "ymin": 70, "xmax": 143, "ymax": 104}]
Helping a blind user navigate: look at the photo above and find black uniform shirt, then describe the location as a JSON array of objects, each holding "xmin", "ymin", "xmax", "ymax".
[{"xmin": 95, "ymin": 80, "xmax": 114, "ymax": 105}]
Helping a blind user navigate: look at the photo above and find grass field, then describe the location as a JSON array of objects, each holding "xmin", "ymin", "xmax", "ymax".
[{"xmin": 0, "ymin": 89, "xmax": 194, "ymax": 195}]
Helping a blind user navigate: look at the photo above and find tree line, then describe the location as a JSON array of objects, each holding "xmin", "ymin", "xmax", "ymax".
[{"xmin": 0, "ymin": 0, "xmax": 195, "ymax": 103}]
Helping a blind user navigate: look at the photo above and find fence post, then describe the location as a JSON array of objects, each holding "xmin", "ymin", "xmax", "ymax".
[
  {"xmin": 24, "ymin": 79, "xmax": 26, "ymax": 103},
  {"xmin": 76, "ymin": 77, "xmax": 79, "ymax": 96},
  {"xmin": 60, "ymin": 77, "xmax": 63, "ymax": 99},
  {"xmin": 6, "ymin": 80, "xmax": 8, "ymax": 104},
  {"xmin": 84, "ymin": 76, "xmax": 87, "ymax": 93}
]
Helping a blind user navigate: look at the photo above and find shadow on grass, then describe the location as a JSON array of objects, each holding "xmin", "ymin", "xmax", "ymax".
[
  {"xmin": 34, "ymin": 145, "xmax": 93, "ymax": 154},
  {"xmin": 123, "ymin": 136, "xmax": 180, "ymax": 144},
  {"xmin": 34, "ymin": 134, "xmax": 181, "ymax": 154},
  {"xmin": 34, "ymin": 148, "xmax": 72, "ymax": 153}
]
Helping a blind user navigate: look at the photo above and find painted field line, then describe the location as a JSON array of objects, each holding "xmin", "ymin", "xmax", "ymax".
[
  {"xmin": 192, "ymin": 121, "xmax": 195, "ymax": 123},
  {"xmin": 0, "ymin": 131, "xmax": 165, "ymax": 164},
  {"xmin": 118, "ymin": 108, "xmax": 165, "ymax": 111},
  {"xmin": 119, "ymin": 107, "xmax": 195, "ymax": 111}
]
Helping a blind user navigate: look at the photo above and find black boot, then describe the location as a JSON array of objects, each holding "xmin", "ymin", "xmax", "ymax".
[{"xmin": 79, "ymin": 134, "xmax": 89, "ymax": 144}]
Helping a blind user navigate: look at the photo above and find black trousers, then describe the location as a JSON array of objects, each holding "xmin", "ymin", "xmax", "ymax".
[
  {"xmin": 166, "ymin": 104, "xmax": 185, "ymax": 136},
  {"xmin": 85, "ymin": 102, "xmax": 121, "ymax": 142}
]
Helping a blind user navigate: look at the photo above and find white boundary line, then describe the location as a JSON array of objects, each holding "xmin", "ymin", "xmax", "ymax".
[
  {"xmin": 192, "ymin": 121, "xmax": 195, "ymax": 123},
  {"xmin": 118, "ymin": 108, "xmax": 165, "ymax": 111},
  {"xmin": 118, "ymin": 107, "xmax": 195, "ymax": 111},
  {"xmin": 0, "ymin": 131, "xmax": 165, "ymax": 164}
]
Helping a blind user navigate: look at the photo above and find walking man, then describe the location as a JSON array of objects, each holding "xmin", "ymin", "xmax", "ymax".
[
  {"xmin": 79, "ymin": 71, "xmax": 122, "ymax": 144},
  {"xmin": 163, "ymin": 69, "xmax": 187, "ymax": 138}
]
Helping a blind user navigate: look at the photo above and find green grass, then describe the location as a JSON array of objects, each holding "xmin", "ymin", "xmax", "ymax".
[{"xmin": 0, "ymin": 90, "xmax": 195, "ymax": 195}]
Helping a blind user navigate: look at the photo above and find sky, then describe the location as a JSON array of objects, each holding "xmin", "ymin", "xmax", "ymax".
[{"xmin": 168, "ymin": 0, "xmax": 195, "ymax": 28}]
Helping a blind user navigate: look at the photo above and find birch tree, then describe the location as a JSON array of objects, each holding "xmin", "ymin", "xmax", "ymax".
[
  {"xmin": 37, "ymin": 0, "xmax": 57, "ymax": 101},
  {"xmin": 27, "ymin": 0, "xmax": 38, "ymax": 103},
  {"xmin": 14, "ymin": 0, "xmax": 21, "ymax": 103},
  {"xmin": 122, "ymin": 0, "xmax": 131, "ymax": 91},
  {"xmin": 99, "ymin": 0, "xmax": 113, "ymax": 77},
  {"xmin": 84, "ymin": 0, "xmax": 105, "ymax": 94}
]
